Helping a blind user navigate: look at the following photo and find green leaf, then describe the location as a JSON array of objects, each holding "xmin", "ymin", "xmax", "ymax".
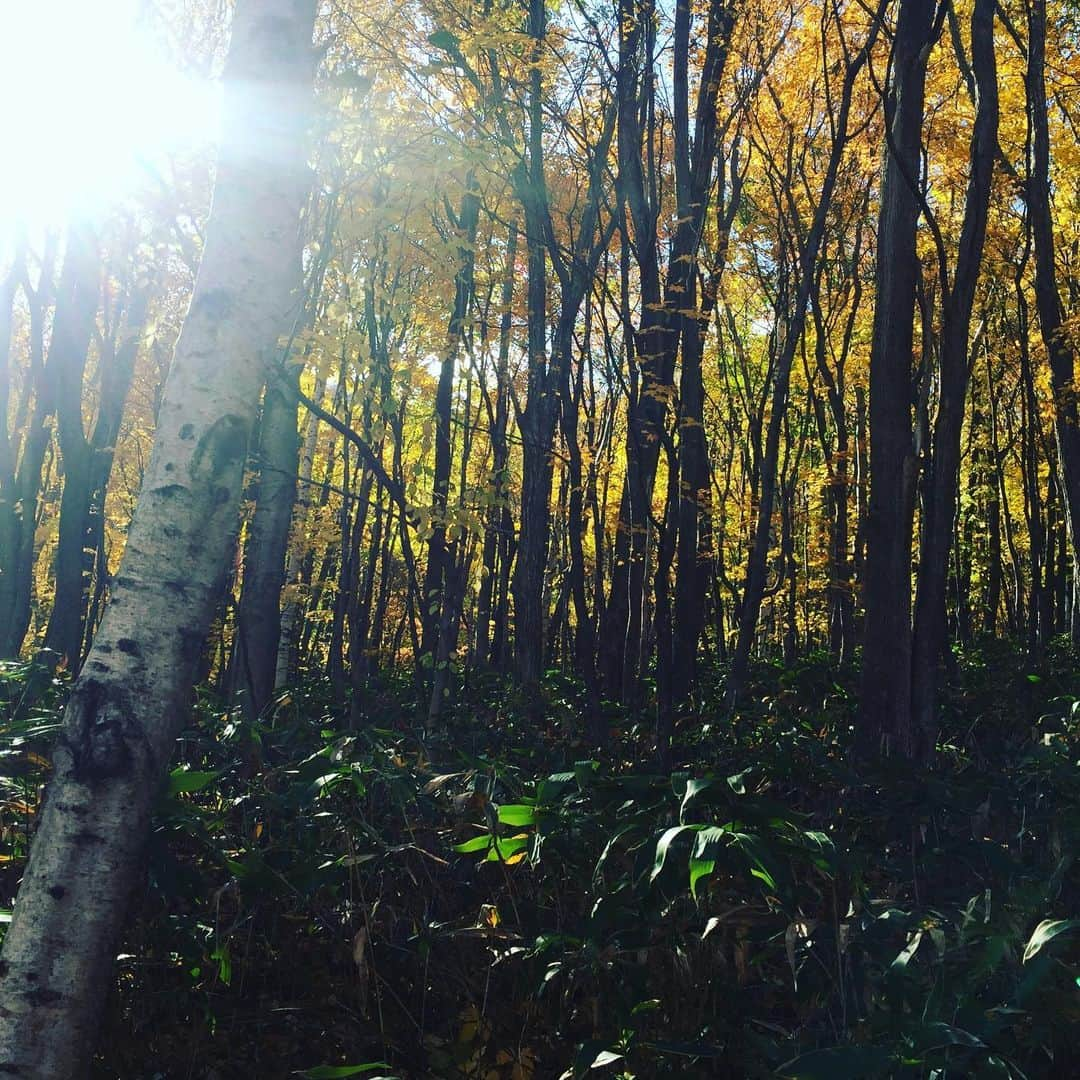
[
  {"xmin": 680, "ymin": 778, "xmax": 712, "ymax": 821},
  {"xmin": 567, "ymin": 1040, "xmax": 623, "ymax": 1079},
  {"xmin": 688, "ymin": 857, "xmax": 715, "ymax": 899},
  {"xmin": 729, "ymin": 831, "xmax": 779, "ymax": 894},
  {"xmin": 1023, "ymin": 918, "xmax": 1080, "ymax": 962},
  {"xmin": 692, "ymin": 824, "xmax": 732, "ymax": 857},
  {"xmin": 592, "ymin": 825, "xmax": 638, "ymax": 885},
  {"xmin": 484, "ymin": 834, "xmax": 529, "ymax": 862},
  {"xmin": 889, "ymin": 930, "xmax": 924, "ymax": 975},
  {"xmin": 497, "ymin": 803, "xmax": 537, "ymax": 827},
  {"xmin": 651, "ymin": 825, "xmax": 697, "ymax": 882},
  {"xmin": 565, "ymin": 1036, "xmax": 626, "ymax": 1080},
  {"xmin": 750, "ymin": 866, "xmax": 777, "ymax": 890},
  {"xmin": 727, "ymin": 770, "xmax": 749, "ymax": 795},
  {"xmin": 453, "ymin": 834, "xmax": 493, "ymax": 854},
  {"xmin": 776, "ymin": 1045, "xmax": 894, "ymax": 1079},
  {"xmin": 590, "ymin": 1050, "xmax": 623, "ymax": 1067},
  {"xmin": 167, "ymin": 768, "xmax": 217, "ymax": 796}
]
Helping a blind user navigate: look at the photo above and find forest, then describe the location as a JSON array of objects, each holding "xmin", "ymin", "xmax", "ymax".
[{"xmin": 0, "ymin": 0, "xmax": 1079, "ymax": 1074}]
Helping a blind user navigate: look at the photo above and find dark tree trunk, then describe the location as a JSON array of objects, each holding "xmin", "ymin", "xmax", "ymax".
[
  {"xmin": 231, "ymin": 362, "xmax": 303, "ymax": 717},
  {"xmin": 0, "ymin": 244, "xmax": 59, "ymax": 657},
  {"xmin": 909, "ymin": 0, "xmax": 997, "ymax": 755},
  {"xmin": 475, "ymin": 222, "xmax": 516, "ymax": 665},
  {"xmin": 1026, "ymin": 0, "xmax": 1080, "ymax": 615},
  {"xmin": 727, "ymin": 15, "xmax": 879, "ymax": 710},
  {"xmin": 858, "ymin": 0, "xmax": 938, "ymax": 752},
  {"xmin": 39, "ymin": 227, "xmax": 102, "ymax": 667},
  {"xmin": 421, "ymin": 183, "xmax": 480, "ymax": 671}
]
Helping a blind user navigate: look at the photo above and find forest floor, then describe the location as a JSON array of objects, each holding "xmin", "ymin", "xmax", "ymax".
[{"xmin": 1, "ymin": 642, "xmax": 1079, "ymax": 1079}]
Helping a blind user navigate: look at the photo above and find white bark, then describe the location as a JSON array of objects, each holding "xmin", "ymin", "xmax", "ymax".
[{"xmin": 0, "ymin": 2, "xmax": 316, "ymax": 1075}]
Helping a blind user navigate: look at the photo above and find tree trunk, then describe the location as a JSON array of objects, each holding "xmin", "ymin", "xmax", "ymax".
[
  {"xmin": 0, "ymin": 4, "xmax": 315, "ymax": 1074},
  {"xmin": 231, "ymin": 364, "xmax": 303, "ymax": 717},
  {"xmin": 726, "ymin": 15, "xmax": 879, "ymax": 710},
  {"xmin": 0, "ymin": 245, "xmax": 58, "ymax": 657},
  {"xmin": 909, "ymin": 0, "xmax": 997, "ymax": 755},
  {"xmin": 857, "ymin": 0, "xmax": 938, "ymax": 752},
  {"xmin": 421, "ymin": 183, "xmax": 480, "ymax": 672},
  {"xmin": 40, "ymin": 227, "xmax": 102, "ymax": 667},
  {"xmin": 512, "ymin": 0, "xmax": 556, "ymax": 690},
  {"xmin": 1026, "ymin": 0, "xmax": 1080, "ymax": 602},
  {"xmin": 602, "ymin": 0, "xmax": 733, "ymax": 700},
  {"xmin": 475, "ymin": 222, "xmax": 516, "ymax": 665},
  {"xmin": 276, "ymin": 370, "xmax": 326, "ymax": 687}
]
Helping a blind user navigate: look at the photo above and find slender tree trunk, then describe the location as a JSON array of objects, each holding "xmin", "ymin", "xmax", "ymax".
[
  {"xmin": 0, "ymin": 5, "xmax": 315, "ymax": 1074},
  {"xmin": 0, "ymin": 248, "xmax": 58, "ymax": 657},
  {"xmin": 602, "ymin": 0, "xmax": 733, "ymax": 700},
  {"xmin": 0, "ymin": 256, "xmax": 25, "ymax": 656},
  {"xmin": 276, "ymin": 371, "xmax": 325, "ymax": 687},
  {"xmin": 41, "ymin": 227, "xmax": 102, "ymax": 666},
  {"xmin": 654, "ymin": 435, "xmax": 679, "ymax": 761},
  {"xmin": 512, "ymin": 0, "xmax": 555, "ymax": 691},
  {"xmin": 421, "ymin": 183, "xmax": 480, "ymax": 671},
  {"xmin": 727, "ymin": 16, "xmax": 879, "ymax": 709},
  {"xmin": 1027, "ymin": 0, "xmax": 1080, "ymax": 609},
  {"xmin": 475, "ymin": 222, "xmax": 516, "ymax": 665},
  {"xmin": 231, "ymin": 364, "xmax": 304, "ymax": 717},
  {"xmin": 76, "ymin": 285, "xmax": 152, "ymax": 665},
  {"xmin": 858, "ymin": 0, "xmax": 938, "ymax": 751},
  {"xmin": 909, "ymin": 0, "xmax": 997, "ymax": 755}
]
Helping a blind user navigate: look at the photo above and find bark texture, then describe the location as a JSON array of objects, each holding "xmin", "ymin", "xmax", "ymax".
[{"xmin": 0, "ymin": 3, "xmax": 315, "ymax": 1074}]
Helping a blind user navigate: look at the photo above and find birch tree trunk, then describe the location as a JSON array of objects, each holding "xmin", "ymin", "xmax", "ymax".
[{"xmin": 0, "ymin": 2, "xmax": 315, "ymax": 1074}]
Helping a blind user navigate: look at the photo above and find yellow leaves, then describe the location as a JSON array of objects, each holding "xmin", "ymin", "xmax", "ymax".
[{"xmin": 501, "ymin": 836, "xmax": 529, "ymax": 866}]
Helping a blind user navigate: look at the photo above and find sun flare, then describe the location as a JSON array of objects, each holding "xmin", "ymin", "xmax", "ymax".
[{"xmin": 0, "ymin": 0, "xmax": 221, "ymax": 233}]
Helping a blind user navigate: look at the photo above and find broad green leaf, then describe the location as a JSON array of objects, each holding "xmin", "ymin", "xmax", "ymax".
[
  {"xmin": 651, "ymin": 825, "xmax": 697, "ymax": 882},
  {"xmin": 691, "ymin": 824, "xmax": 732, "ymax": 858},
  {"xmin": 497, "ymin": 803, "xmax": 537, "ymax": 827},
  {"xmin": 890, "ymin": 930, "xmax": 924, "ymax": 974},
  {"xmin": 750, "ymin": 866, "xmax": 777, "ymax": 890},
  {"xmin": 453, "ymin": 834, "xmax": 493, "ymax": 854},
  {"xmin": 590, "ymin": 1050, "xmax": 623, "ymax": 1067},
  {"xmin": 484, "ymin": 834, "xmax": 529, "ymax": 862},
  {"xmin": 727, "ymin": 770, "xmax": 749, "ymax": 795},
  {"xmin": 592, "ymin": 824, "xmax": 638, "ymax": 886},
  {"xmin": 680, "ymin": 778, "xmax": 712, "ymax": 821},
  {"xmin": 167, "ymin": 768, "xmax": 217, "ymax": 796},
  {"xmin": 566, "ymin": 1040, "xmax": 623, "ymax": 1079},
  {"xmin": 1023, "ymin": 918, "xmax": 1080, "ymax": 963},
  {"xmin": 689, "ymin": 857, "xmax": 715, "ymax": 899}
]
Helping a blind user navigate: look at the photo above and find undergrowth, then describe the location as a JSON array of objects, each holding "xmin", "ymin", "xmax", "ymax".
[{"xmin": 1, "ymin": 642, "xmax": 1078, "ymax": 1078}]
